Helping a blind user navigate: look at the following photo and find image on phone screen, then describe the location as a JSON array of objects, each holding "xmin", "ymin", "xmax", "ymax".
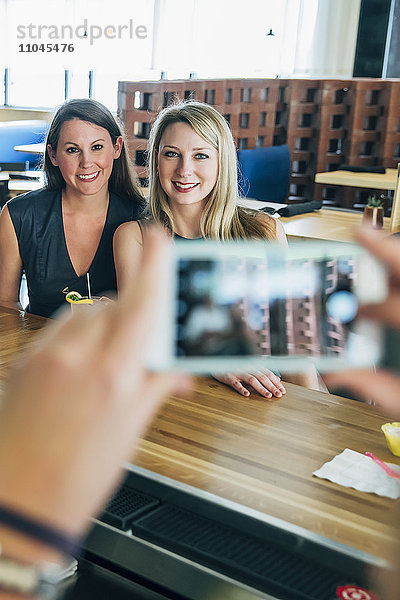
[{"xmin": 170, "ymin": 242, "xmax": 385, "ymax": 372}]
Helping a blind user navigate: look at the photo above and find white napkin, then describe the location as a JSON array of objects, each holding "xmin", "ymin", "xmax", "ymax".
[{"xmin": 313, "ymin": 448, "xmax": 400, "ymax": 499}]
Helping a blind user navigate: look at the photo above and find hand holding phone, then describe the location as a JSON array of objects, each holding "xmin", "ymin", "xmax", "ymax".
[{"xmin": 148, "ymin": 240, "xmax": 387, "ymax": 374}]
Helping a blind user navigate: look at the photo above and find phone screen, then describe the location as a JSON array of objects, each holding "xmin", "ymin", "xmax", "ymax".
[{"xmin": 171, "ymin": 241, "xmax": 385, "ymax": 372}]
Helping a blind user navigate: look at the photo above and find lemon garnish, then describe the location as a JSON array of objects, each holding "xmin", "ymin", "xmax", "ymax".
[
  {"xmin": 65, "ymin": 291, "xmax": 83, "ymax": 303},
  {"xmin": 71, "ymin": 298, "xmax": 94, "ymax": 305}
]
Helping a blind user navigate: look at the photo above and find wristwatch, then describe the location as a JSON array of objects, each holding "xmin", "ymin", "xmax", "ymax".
[{"xmin": 0, "ymin": 553, "xmax": 77, "ymax": 599}]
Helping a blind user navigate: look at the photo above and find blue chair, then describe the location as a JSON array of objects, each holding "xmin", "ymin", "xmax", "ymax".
[
  {"xmin": 237, "ymin": 144, "xmax": 290, "ymax": 204},
  {"xmin": 0, "ymin": 120, "xmax": 49, "ymax": 168}
]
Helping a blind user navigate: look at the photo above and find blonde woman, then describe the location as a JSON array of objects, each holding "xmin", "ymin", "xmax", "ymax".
[{"xmin": 114, "ymin": 101, "xmax": 310, "ymax": 397}]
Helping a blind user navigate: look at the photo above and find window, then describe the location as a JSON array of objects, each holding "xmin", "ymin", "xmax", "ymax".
[
  {"xmin": 1, "ymin": 0, "xmax": 155, "ymax": 110},
  {"xmin": 363, "ymin": 116, "xmax": 378, "ymax": 130},
  {"xmin": 304, "ymin": 88, "xmax": 317, "ymax": 103},
  {"xmin": 225, "ymin": 88, "xmax": 232, "ymax": 104},
  {"xmin": 7, "ymin": 68, "xmax": 65, "ymax": 107},
  {"xmin": 139, "ymin": 93, "xmax": 152, "ymax": 111},
  {"xmin": 328, "ymin": 139, "xmax": 340, "ymax": 153},
  {"xmin": 360, "ymin": 141, "xmax": 374, "ymax": 156},
  {"xmin": 295, "ymin": 137, "xmax": 310, "ymax": 150},
  {"xmin": 239, "ymin": 113, "xmax": 250, "ymax": 128},
  {"xmin": 135, "ymin": 150, "xmax": 147, "ymax": 166},
  {"xmin": 240, "ymin": 88, "xmax": 252, "ymax": 103},
  {"xmin": 260, "ymin": 87, "xmax": 269, "ymax": 102},
  {"xmin": 334, "ymin": 88, "xmax": 348, "ymax": 104},
  {"xmin": 366, "ymin": 90, "xmax": 381, "ymax": 105},
  {"xmin": 134, "ymin": 122, "xmax": 151, "ymax": 139},
  {"xmin": 204, "ymin": 89, "xmax": 215, "ymax": 104},
  {"xmin": 331, "ymin": 115, "xmax": 343, "ymax": 129},
  {"xmin": 163, "ymin": 92, "xmax": 175, "ymax": 107},
  {"xmin": 292, "ymin": 160, "xmax": 307, "ymax": 173}
]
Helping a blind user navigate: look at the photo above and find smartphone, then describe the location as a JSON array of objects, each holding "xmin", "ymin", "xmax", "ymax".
[{"xmin": 148, "ymin": 240, "xmax": 387, "ymax": 373}]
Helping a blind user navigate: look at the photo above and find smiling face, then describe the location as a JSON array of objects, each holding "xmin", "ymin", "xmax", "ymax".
[
  {"xmin": 157, "ymin": 122, "xmax": 219, "ymax": 210},
  {"xmin": 47, "ymin": 119, "xmax": 122, "ymax": 199}
]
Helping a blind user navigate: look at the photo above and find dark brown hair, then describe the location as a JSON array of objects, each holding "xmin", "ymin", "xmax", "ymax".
[{"xmin": 44, "ymin": 98, "xmax": 143, "ymax": 206}]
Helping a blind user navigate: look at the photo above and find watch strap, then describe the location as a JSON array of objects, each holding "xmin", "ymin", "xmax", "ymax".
[
  {"xmin": 0, "ymin": 505, "xmax": 79, "ymax": 558},
  {"xmin": 0, "ymin": 549, "xmax": 77, "ymax": 599}
]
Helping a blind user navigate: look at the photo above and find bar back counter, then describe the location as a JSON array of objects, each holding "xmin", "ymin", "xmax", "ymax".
[
  {"xmin": 0, "ymin": 307, "xmax": 396, "ymax": 600},
  {"xmin": 81, "ymin": 463, "xmax": 388, "ymax": 600}
]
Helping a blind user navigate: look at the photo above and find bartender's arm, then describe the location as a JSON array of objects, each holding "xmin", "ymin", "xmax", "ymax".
[{"xmin": 0, "ymin": 227, "xmax": 190, "ymax": 599}]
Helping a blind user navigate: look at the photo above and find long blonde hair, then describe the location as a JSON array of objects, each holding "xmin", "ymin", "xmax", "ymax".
[{"xmin": 147, "ymin": 101, "xmax": 276, "ymax": 240}]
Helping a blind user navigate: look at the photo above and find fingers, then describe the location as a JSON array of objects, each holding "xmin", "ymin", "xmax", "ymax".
[
  {"xmin": 357, "ymin": 228, "xmax": 400, "ymax": 281},
  {"xmin": 230, "ymin": 377, "xmax": 251, "ymax": 397},
  {"xmin": 242, "ymin": 370, "xmax": 285, "ymax": 398},
  {"xmin": 324, "ymin": 369, "xmax": 400, "ymax": 418},
  {"xmin": 213, "ymin": 374, "xmax": 251, "ymax": 397},
  {"xmin": 19, "ymin": 226, "xmax": 172, "ymax": 415},
  {"xmin": 117, "ymin": 224, "xmax": 168, "ymax": 324},
  {"xmin": 99, "ymin": 226, "xmax": 170, "ymax": 373},
  {"xmin": 128, "ymin": 372, "xmax": 185, "ymax": 432},
  {"xmin": 243, "ymin": 373, "xmax": 273, "ymax": 398},
  {"xmin": 14, "ymin": 304, "xmax": 106, "ymax": 380},
  {"xmin": 358, "ymin": 292, "xmax": 400, "ymax": 328},
  {"xmin": 214, "ymin": 371, "xmax": 285, "ymax": 399},
  {"xmin": 170, "ymin": 373, "xmax": 193, "ymax": 398},
  {"xmin": 257, "ymin": 370, "xmax": 286, "ymax": 394}
]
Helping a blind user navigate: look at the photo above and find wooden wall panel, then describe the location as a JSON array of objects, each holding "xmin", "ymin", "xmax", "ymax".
[{"xmin": 118, "ymin": 78, "xmax": 400, "ymax": 211}]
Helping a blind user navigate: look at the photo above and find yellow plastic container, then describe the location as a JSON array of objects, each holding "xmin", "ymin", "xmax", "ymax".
[
  {"xmin": 381, "ymin": 422, "xmax": 400, "ymax": 457},
  {"xmin": 67, "ymin": 298, "xmax": 94, "ymax": 305},
  {"xmin": 65, "ymin": 291, "xmax": 93, "ymax": 305}
]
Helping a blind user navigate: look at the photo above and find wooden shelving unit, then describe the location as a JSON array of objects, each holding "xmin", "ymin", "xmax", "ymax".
[{"xmin": 118, "ymin": 78, "xmax": 400, "ymax": 210}]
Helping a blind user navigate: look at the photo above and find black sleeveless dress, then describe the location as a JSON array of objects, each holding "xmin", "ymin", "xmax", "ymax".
[
  {"xmin": 174, "ymin": 233, "xmax": 203, "ymax": 241},
  {"xmin": 7, "ymin": 188, "xmax": 142, "ymax": 318}
]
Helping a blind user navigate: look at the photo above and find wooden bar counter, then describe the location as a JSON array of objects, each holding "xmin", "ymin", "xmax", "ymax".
[
  {"xmin": 314, "ymin": 169, "xmax": 398, "ymax": 191},
  {"xmin": 0, "ymin": 305, "xmax": 397, "ymax": 565},
  {"xmin": 281, "ymin": 208, "xmax": 391, "ymax": 242}
]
